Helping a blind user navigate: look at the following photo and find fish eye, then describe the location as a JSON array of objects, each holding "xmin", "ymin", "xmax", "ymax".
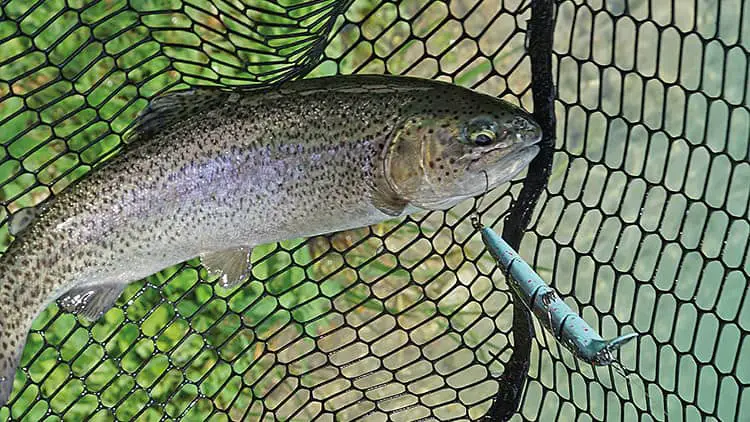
[
  {"xmin": 472, "ymin": 132, "xmax": 494, "ymax": 146},
  {"xmin": 461, "ymin": 117, "xmax": 499, "ymax": 146}
]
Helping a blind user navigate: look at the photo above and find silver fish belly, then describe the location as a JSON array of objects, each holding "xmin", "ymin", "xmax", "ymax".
[{"xmin": 0, "ymin": 75, "xmax": 542, "ymax": 404}]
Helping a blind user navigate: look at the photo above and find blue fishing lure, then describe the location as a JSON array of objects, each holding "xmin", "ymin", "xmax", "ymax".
[{"xmin": 479, "ymin": 224, "xmax": 637, "ymax": 365}]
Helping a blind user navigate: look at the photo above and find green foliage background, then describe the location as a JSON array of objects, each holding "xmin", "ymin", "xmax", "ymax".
[{"xmin": 0, "ymin": 0, "xmax": 748, "ymax": 421}]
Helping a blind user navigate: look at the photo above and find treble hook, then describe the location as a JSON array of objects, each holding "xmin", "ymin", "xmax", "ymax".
[{"xmin": 611, "ymin": 359, "xmax": 654, "ymax": 416}]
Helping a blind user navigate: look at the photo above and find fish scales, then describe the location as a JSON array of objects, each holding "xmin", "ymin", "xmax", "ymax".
[{"xmin": 0, "ymin": 75, "xmax": 542, "ymax": 404}]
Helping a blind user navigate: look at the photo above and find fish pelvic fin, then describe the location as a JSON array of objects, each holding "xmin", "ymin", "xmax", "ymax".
[
  {"xmin": 58, "ymin": 283, "xmax": 127, "ymax": 321},
  {"xmin": 123, "ymin": 88, "xmax": 230, "ymax": 143},
  {"xmin": 201, "ymin": 247, "xmax": 253, "ymax": 289}
]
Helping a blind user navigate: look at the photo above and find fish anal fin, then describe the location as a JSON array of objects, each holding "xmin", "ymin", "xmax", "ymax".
[
  {"xmin": 123, "ymin": 88, "xmax": 230, "ymax": 143},
  {"xmin": 8, "ymin": 207, "xmax": 39, "ymax": 236},
  {"xmin": 58, "ymin": 283, "xmax": 127, "ymax": 321},
  {"xmin": 201, "ymin": 247, "xmax": 252, "ymax": 289}
]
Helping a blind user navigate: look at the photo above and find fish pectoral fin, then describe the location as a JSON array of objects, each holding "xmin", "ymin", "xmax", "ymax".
[
  {"xmin": 58, "ymin": 283, "xmax": 127, "ymax": 321},
  {"xmin": 201, "ymin": 247, "xmax": 252, "ymax": 289},
  {"xmin": 8, "ymin": 206, "xmax": 40, "ymax": 236},
  {"xmin": 372, "ymin": 192, "xmax": 408, "ymax": 216},
  {"xmin": 372, "ymin": 181, "xmax": 409, "ymax": 217}
]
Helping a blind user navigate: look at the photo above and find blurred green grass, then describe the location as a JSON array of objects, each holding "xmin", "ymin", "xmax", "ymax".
[{"xmin": 1, "ymin": 0, "xmax": 748, "ymax": 421}]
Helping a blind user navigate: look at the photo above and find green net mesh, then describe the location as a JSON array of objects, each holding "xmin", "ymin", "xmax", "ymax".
[{"xmin": 0, "ymin": 0, "xmax": 748, "ymax": 421}]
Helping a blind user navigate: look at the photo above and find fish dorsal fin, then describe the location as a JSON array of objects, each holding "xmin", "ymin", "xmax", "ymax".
[
  {"xmin": 124, "ymin": 88, "xmax": 230, "ymax": 143},
  {"xmin": 58, "ymin": 283, "xmax": 127, "ymax": 321},
  {"xmin": 8, "ymin": 207, "xmax": 39, "ymax": 236},
  {"xmin": 201, "ymin": 247, "xmax": 253, "ymax": 289}
]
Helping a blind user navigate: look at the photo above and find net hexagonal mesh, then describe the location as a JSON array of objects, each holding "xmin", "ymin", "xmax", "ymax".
[{"xmin": 0, "ymin": 0, "xmax": 747, "ymax": 421}]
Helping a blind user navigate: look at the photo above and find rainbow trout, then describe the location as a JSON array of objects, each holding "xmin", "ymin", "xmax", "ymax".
[{"xmin": 0, "ymin": 75, "xmax": 541, "ymax": 404}]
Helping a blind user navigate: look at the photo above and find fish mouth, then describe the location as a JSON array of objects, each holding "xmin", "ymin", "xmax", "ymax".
[
  {"xmin": 467, "ymin": 141, "xmax": 541, "ymax": 193},
  {"xmin": 468, "ymin": 132, "xmax": 541, "ymax": 172}
]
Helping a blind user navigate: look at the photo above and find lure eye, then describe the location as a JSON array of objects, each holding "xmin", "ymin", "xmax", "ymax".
[{"xmin": 461, "ymin": 117, "xmax": 499, "ymax": 146}]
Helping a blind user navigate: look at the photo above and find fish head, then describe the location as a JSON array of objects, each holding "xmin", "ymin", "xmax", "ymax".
[{"xmin": 382, "ymin": 92, "xmax": 542, "ymax": 210}]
